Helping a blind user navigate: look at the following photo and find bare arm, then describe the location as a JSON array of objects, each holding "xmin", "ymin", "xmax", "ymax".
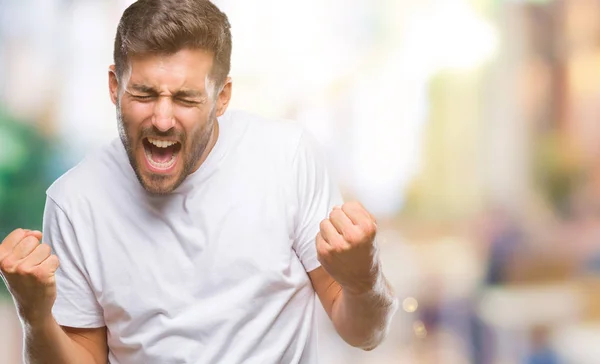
[
  {"xmin": 23, "ymin": 317, "xmax": 108, "ymax": 364},
  {"xmin": 309, "ymin": 266, "xmax": 398, "ymax": 350},
  {"xmin": 0, "ymin": 229, "xmax": 107, "ymax": 364},
  {"xmin": 309, "ymin": 202, "xmax": 399, "ymax": 350}
]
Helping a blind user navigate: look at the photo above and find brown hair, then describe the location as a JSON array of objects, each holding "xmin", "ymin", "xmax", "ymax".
[{"xmin": 113, "ymin": 0, "xmax": 232, "ymax": 90}]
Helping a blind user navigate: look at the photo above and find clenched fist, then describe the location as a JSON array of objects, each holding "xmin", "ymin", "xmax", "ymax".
[
  {"xmin": 316, "ymin": 201, "xmax": 381, "ymax": 296},
  {"xmin": 0, "ymin": 228, "xmax": 59, "ymax": 323}
]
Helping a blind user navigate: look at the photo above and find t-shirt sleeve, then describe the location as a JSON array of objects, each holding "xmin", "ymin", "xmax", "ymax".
[
  {"xmin": 292, "ymin": 130, "xmax": 343, "ymax": 272},
  {"xmin": 43, "ymin": 196, "xmax": 105, "ymax": 328}
]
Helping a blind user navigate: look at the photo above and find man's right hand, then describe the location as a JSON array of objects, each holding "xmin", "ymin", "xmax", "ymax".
[{"xmin": 0, "ymin": 228, "xmax": 59, "ymax": 324}]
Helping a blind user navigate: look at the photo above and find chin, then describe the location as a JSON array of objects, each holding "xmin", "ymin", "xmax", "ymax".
[
  {"xmin": 139, "ymin": 174, "xmax": 181, "ymax": 195},
  {"xmin": 135, "ymin": 146, "xmax": 186, "ymax": 195}
]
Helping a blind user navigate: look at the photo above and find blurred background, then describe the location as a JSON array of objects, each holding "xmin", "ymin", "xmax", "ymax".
[{"xmin": 2, "ymin": 0, "xmax": 600, "ymax": 363}]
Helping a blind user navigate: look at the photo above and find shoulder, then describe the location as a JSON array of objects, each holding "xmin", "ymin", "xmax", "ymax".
[
  {"xmin": 46, "ymin": 139, "xmax": 130, "ymax": 211},
  {"xmin": 227, "ymin": 109, "xmax": 307, "ymax": 158}
]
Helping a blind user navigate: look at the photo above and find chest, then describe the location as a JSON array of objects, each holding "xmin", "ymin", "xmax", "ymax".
[{"xmin": 88, "ymin": 171, "xmax": 304, "ymax": 327}]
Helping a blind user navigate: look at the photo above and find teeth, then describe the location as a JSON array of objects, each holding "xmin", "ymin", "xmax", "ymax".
[{"xmin": 147, "ymin": 138, "xmax": 178, "ymax": 148}]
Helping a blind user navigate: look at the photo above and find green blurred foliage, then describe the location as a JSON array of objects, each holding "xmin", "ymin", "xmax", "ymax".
[{"xmin": 0, "ymin": 109, "xmax": 55, "ymax": 299}]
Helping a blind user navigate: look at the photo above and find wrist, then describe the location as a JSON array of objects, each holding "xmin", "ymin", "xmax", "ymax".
[
  {"xmin": 19, "ymin": 309, "xmax": 55, "ymax": 332},
  {"xmin": 342, "ymin": 264, "xmax": 384, "ymax": 297}
]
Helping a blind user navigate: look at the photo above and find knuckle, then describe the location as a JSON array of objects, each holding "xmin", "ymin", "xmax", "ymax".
[
  {"xmin": 315, "ymin": 232, "xmax": 324, "ymax": 244},
  {"xmin": 316, "ymin": 247, "xmax": 326, "ymax": 259},
  {"xmin": 319, "ymin": 219, "xmax": 329, "ymax": 231},
  {"xmin": 333, "ymin": 245, "xmax": 346, "ymax": 254},
  {"xmin": 318, "ymin": 250, "xmax": 331, "ymax": 264},
  {"xmin": 0, "ymin": 257, "xmax": 16, "ymax": 273},
  {"xmin": 343, "ymin": 228, "xmax": 361, "ymax": 243},
  {"xmin": 365, "ymin": 222, "xmax": 377, "ymax": 236},
  {"xmin": 343, "ymin": 201, "xmax": 358, "ymax": 209},
  {"xmin": 48, "ymin": 255, "xmax": 60, "ymax": 269},
  {"xmin": 333, "ymin": 234, "xmax": 347, "ymax": 246},
  {"xmin": 316, "ymin": 245, "xmax": 327, "ymax": 256},
  {"xmin": 32, "ymin": 267, "xmax": 49, "ymax": 283},
  {"xmin": 1, "ymin": 229, "xmax": 25, "ymax": 246},
  {"xmin": 15, "ymin": 263, "xmax": 33, "ymax": 276},
  {"xmin": 6, "ymin": 229, "xmax": 25, "ymax": 242},
  {"xmin": 336, "ymin": 231, "xmax": 347, "ymax": 242},
  {"xmin": 24, "ymin": 235, "xmax": 40, "ymax": 246},
  {"xmin": 315, "ymin": 239, "xmax": 325, "ymax": 252},
  {"xmin": 317, "ymin": 245, "xmax": 330, "ymax": 259},
  {"xmin": 16, "ymin": 237, "xmax": 37, "ymax": 254},
  {"xmin": 354, "ymin": 227, "xmax": 367, "ymax": 239},
  {"xmin": 328, "ymin": 208, "xmax": 340, "ymax": 219},
  {"xmin": 37, "ymin": 244, "xmax": 52, "ymax": 257}
]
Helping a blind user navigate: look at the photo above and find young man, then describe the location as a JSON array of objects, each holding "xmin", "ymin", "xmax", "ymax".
[{"xmin": 0, "ymin": 1, "xmax": 398, "ymax": 363}]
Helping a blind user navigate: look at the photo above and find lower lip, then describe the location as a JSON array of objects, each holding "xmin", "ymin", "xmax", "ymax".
[{"xmin": 142, "ymin": 145, "xmax": 180, "ymax": 174}]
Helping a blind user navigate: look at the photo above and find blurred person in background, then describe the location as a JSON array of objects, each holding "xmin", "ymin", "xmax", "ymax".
[
  {"xmin": 526, "ymin": 326, "xmax": 559, "ymax": 364},
  {"xmin": 0, "ymin": 1, "xmax": 398, "ymax": 363}
]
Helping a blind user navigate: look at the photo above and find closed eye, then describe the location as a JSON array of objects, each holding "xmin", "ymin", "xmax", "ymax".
[{"xmin": 176, "ymin": 98, "xmax": 204, "ymax": 107}]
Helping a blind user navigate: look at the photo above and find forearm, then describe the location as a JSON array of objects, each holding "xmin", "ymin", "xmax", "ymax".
[
  {"xmin": 22, "ymin": 316, "xmax": 97, "ymax": 364},
  {"xmin": 331, "ymin": 273, "xmax": 398, "ymax": 350}
]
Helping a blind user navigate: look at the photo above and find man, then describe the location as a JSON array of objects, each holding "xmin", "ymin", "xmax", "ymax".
[{"xmin": 0, "ymin": 1, "xmax": 398, "ymax": 363}]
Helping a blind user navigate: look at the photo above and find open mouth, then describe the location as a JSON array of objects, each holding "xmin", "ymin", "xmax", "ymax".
[{"xmin": 142, "ymin": 137, "xmax": 182, "ymax": 172}]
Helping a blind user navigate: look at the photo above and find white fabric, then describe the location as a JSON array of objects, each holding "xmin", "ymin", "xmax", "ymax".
[{"xmin": 43, "ymin": 109, "xmax": 343, "ymax": 364}]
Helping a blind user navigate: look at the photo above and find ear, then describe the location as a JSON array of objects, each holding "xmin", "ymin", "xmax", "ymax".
[
  {"xmin": 215, "ymin": 77, "xmax": 232, "ymax": 117},
  {"xmin": 108, "ymin": 65, "xmax": 119, "ymax": 105}
]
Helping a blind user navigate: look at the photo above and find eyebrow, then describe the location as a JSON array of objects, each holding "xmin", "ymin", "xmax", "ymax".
[
  {"xmin": 174, "ymin": 89, "xmax": 205, "ymax": 99},
  {"xmin": 128, "ymin": 83, "xmax": 156, "ymax": 94},
  {"xmin": 128, "ymin": 83, "xmax": 206, "ymax": 99}
]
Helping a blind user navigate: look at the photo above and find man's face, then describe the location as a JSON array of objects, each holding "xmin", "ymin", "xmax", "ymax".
[{"xmin": 109, "ymin": 49, "xmax": 231, "ymax": 194}]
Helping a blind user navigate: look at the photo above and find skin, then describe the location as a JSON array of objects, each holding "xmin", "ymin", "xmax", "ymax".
[
  {"xmin": 109, "ymin": 49, "xmax": 232, "ymax": 195},
  {"xmin": 310, "ymin": 202, "xmax": 398, "ymax": 350},
  {"xmin": 0, "ymin": 49, "xmax": 396, "ymax": 364}
]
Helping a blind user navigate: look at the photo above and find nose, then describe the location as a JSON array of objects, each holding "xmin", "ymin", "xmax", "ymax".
[{"xmin": 151, "ymin": 96, "xmax": 175, "ymax": 131}]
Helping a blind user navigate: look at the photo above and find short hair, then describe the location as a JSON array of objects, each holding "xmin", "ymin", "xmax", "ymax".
[{"xmin": 113, "ymin": 0, "xmax": 232, "ymax": 89}]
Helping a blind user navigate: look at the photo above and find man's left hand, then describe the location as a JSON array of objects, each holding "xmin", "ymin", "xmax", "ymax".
[{"xmin": 316, "ymin": 201, "xmax": 380, "ymax": 296}]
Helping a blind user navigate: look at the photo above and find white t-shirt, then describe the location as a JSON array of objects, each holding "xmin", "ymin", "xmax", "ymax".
[{"xmin": 43, "ymin": 109, "xmax": 343, "ymax": 364}]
